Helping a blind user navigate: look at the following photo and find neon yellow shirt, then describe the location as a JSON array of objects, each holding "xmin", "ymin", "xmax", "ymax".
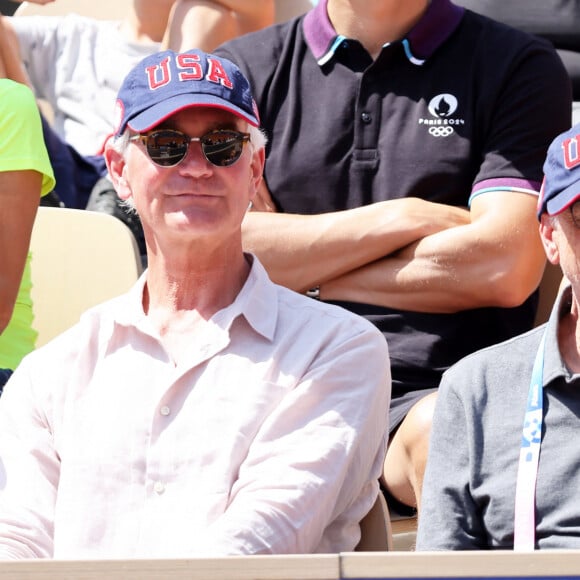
[{"xmin": 0, "ymin": 80, "xmax": 55, "ymax": 369}]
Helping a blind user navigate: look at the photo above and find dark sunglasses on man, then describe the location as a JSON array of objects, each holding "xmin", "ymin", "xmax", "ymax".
[{"xmin": 131, "ymin": 129, "xmax": 251, "ymax": 168}]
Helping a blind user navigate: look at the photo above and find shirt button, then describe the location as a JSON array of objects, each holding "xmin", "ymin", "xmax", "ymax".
[
  {"xmin": 154, "ymin": 481, "xmax": 165, "ymax": 495},
  {"xmin": 160, "ymin": 406, "xmax": 171, "ymax": 416},
  {"xmin": 361, "ymin": 112, "xmax": 372, "ymax": 124}
]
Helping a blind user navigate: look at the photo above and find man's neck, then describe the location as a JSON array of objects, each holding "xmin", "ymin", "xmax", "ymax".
[
  {"xmin": 142, "ymin": 253, "xmax": 250, "ymax": 367},
  {"xmin": 143, "ymin": 247, "xmax": 251, "ymax": 322},
  {"xmin": 327, "ymin": 0, "xmax": 430, "ymax": 59}
]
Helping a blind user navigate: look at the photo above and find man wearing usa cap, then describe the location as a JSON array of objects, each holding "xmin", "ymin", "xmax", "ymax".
[
  {"xmin": 0, "ymin": 49, "xmax": 391, "ymax": 559},
  {"xmin": 418, "ymin": 125, "xmax": 580, "ymax": 549}
]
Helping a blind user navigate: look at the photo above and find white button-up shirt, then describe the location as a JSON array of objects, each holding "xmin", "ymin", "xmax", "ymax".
[{"xmin": 0, "ymin": 257, "xmax": 390, "ymax": 559}]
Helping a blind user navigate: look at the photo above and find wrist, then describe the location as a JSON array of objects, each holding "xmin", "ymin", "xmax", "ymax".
[{"xmin": 306, "ymin": 285, "xmax": 321, "ymax": 300}]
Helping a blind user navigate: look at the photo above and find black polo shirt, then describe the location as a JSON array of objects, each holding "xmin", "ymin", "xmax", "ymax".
[
  {"xmin": 216, "ymin": 0, "xmax": 571, "ymax": 426},
  {"xmin": 456, "ymin": 0, "xmax": 580, "ymax": 99}
]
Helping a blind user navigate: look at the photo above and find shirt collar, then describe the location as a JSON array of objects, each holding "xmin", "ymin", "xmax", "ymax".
[
  {"xmin": 223, "ymin": 254, "xmax": 278, "ymax": 342},
  {"xmin": 107, "ymin": 254, "xmax": 278, "ymax": 342},
  {"xmin": 543, "ymin": 283, "xmax": 576, "ymax": 385},
  {"xmin": 304, "ymin": 0, "xmax": 465, "ymax": 66}
]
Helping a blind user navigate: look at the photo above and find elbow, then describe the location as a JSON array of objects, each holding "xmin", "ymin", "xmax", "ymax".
[
  {"xmin": 481, "ymin": 269, "xmax": 541, "ymax": 309},
  {"xmin": 491, "ymin": 286, "xmax": 533, "ymax": 309}
]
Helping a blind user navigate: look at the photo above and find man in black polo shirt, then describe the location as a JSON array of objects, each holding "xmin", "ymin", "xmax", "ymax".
[{"xmin": 214, "ymin": 0, "xmax": 571, "ymax": 514}]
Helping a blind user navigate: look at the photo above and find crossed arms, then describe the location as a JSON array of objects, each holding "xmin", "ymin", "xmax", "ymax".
[{"xmin": 244, "ymin": 187, "xmax": 546, "ymax": 314}]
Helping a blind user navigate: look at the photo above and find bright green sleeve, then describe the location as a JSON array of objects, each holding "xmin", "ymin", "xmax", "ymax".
[
  {"xmin": 0, "ymin": 80, "xmax": 56, "ymax": 369},
  {"xmin": 0, "ymin": 79, "xmax": 55, "ymax": 196}
]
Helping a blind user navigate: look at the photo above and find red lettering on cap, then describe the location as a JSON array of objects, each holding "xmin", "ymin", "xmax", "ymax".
[
  {"xmin": 177, "ymin": 54, "xmax": 203, "ymax": 80},
  {"xmin": 206, "ymin": 58, "xmax": 233, "ymax": 89},
  {"xmin": 146, "ymin": 56, "xmax": 171, "ymax": 90},
  {"xmin": 562, "ymin": 135, "xmax": 580, "ymax": 169}
]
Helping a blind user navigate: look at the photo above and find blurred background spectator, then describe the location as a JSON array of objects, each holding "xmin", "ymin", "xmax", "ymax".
[{"xmin": 0, "ymin": 1, "xmax": 18, "ymax": 15}]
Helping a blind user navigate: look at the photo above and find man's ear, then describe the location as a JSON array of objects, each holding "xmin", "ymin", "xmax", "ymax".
[
  {"xmin": 104, "ymin": 138, "xmax": 132, "ymax": 201},
  {"xmin": 248, "ymin": 145, "xmax": 266, "ymax": 204},
  {"xmin": 539, "ymin": 213, "xmax": 560, "ymax": 266}
]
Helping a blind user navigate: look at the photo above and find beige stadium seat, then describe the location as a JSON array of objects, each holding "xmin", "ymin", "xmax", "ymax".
[
  {"xmin": 390, "ymin": 511, "xmax": 418, "ymax": 551},
  {"xmin": 29, "ymin": 206, "xmax": 143, "ymax": 347},
  {"xmin": 355, "ymin": 492, "xmax": 393, "ymax": 552}
]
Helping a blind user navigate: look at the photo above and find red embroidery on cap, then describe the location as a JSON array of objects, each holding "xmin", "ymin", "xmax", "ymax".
[
  {"xmin": 176, "ymin": 54, "xmax": 203, "ymax": 81},
  {"xmin": 562, "ymin": 135, "xmax": 580, "ymax": 170},
  {"xmin": 206, "ymin": 58, "xmax": 234, "ymax": 89},
  {"xmin": 146, "ymin": 56, "xmax": 172, "ymax": 90}
]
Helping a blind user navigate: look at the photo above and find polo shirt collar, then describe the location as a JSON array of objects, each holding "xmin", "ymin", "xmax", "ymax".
[
  {"xmin": 304, "ymin": 0, "xmax": 464, "ymax": 66},
  {"xmin": 543, "ymin": 283, "xmax": 577, "ymax": 385}
]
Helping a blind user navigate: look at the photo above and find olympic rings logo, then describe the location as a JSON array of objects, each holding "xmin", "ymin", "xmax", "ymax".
[{"xmin": 428, "ymin": 126, "xmax": 454, "ymax": 137}]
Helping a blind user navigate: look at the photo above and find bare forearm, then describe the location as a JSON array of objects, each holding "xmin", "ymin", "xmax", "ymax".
[
  {"xmin": 207, "ymin": 0, "xmax": 274, "ymax": 18},
  {"xmin": 0, "ymin": 172, "xmax": 41, "ymax": 334},
  {"xmin": 242, "ymin": 198, "xmax": 469, "ymax": 292},
  {"xmin": 322, "ymin": 197, "xmax": 546, "ymax": 313},
  {"xmin": 163, "ymin": 0, "xmax": 274, "ymax": 52},
  {"xmin": 0, "ymin": 17, "xmax": 29, "ymax": 86}
]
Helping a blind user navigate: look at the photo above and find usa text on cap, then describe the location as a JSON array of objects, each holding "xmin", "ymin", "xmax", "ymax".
[{"xmin": 113, "ymin": 49, "xmax": 260, "ymax": 137}]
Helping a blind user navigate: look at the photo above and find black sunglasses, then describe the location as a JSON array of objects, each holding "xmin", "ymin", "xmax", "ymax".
[{"xmin": 130, "ymin": 129, "xmax": 251, "ymax": 168}]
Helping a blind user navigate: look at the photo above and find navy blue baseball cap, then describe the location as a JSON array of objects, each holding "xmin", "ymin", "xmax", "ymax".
[
  {"xmin": 113, "ymin": 49, "xmax": 260, "ymax": 137},
  {"xmin": 537, "ymin": 124, "xmax": 580, "ymax": 219}
]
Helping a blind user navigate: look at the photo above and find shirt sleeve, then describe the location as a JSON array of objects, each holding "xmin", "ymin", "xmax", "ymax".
[
  {"xmin": 0, "ymin": 362, "xmax": 59, "ymax": 559},
  {"xmin": 0, "ymin": 80, "xmax": 55, "ymax": 196},
  {"xmin": 416, "ymin": 370, "xmax": 488, "ymax": 550},
  {"xmin": 194, "ymin": 323, "xmax": 391, "ymax": 555},
  {"xmin": 469, "ymin": 35, "xmax": 572, "ymax": 200},
  {"xmin": 10, "ymin": 16, "xmax": 60, "ymax": 104}
]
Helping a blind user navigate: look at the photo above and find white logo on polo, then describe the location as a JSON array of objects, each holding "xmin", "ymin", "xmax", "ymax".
[
  {"xmin": 428, "ymin": 94, "xmax": 458, "ymax": 118},
  {"xmin": 418, "ymin": 93, "xmax": 464, "ymax": 138}
]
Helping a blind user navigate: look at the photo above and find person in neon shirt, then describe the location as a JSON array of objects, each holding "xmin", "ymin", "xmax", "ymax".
[{"xmin": 0, "ymin": 78, "xmax": 55, "ymax": 389}]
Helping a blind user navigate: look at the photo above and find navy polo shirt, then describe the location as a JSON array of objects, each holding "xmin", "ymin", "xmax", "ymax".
[{"xmin": 216, "ymin": 0, "xmax": 572, "ymax": 426}]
